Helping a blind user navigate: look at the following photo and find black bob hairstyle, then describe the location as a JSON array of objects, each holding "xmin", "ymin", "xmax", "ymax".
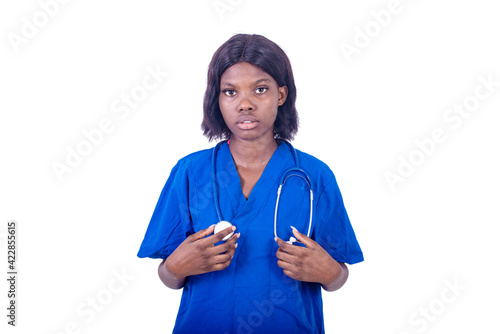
[{"xmin": 201, "ymin": 34, "xmax": 298, "ymax": 141}]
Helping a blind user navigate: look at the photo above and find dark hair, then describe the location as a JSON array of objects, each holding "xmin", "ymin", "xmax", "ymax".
[{"xmin": 201, "ymin": 34, "xmax": 298, "ymax": 141}]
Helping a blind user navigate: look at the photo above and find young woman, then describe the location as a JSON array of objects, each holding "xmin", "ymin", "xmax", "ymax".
[{"xmin": 138, "ymin": 34, "xmax": 364, "ymax": 333}]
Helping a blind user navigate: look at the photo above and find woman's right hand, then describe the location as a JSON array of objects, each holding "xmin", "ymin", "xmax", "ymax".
[{"xmin": 164, "ymin": 225, "xmax": 239, "ymax": 280}]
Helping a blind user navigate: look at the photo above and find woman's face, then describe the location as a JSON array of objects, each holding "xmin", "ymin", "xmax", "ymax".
[{"xmin": 219, "ymin": 62, "xmax": 287, "ymax": 143}]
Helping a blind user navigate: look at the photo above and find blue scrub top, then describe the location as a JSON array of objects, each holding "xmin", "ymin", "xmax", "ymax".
[{"xmin": 138, "ymin": 142, "xmax": 363, "ymax": 334}]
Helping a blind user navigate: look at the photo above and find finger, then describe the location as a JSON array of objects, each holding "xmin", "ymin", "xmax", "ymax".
[
  {"xmin": 200, "ymin": 225, "xmax": 235, "ymax": 246},
  {"xmin": 210, "ymin": 233, "xmax": 239, "ymax": 255},
  {"xmin": 211, "ymin": 259, "xmax": 233, "ymax": 271},
  {"xmin": 291, "ymin": 226, "xmax": 316, "ymax": 248},
  {"xmin": 275, "ymin": 248, "xmax": 297, "ymax": 263},
  {"xmin": 211, "ymin": 245, "xmax": 238, "ymax": 270},
  {"xmin": 227, "ymin": 231, "xmax": 240, "ymax": 241},
  {"xmin": 277, "ymin": 258, "xmax": 296, "ymax": 272},
  {"xmin": 209, "ymin": 225, "xmax": 237, "ymax": 244},
  {"xmin": 275, "ymin": 236, "xmax": 300, "ymax": 255},
  {"xmin": 190, "ymin": 224, "xmax": 216, "ymax": 241},
  {"xmin": 282, "ymin": 269, "xmax": 299, "ymax": 281},
  {"xmin": 213, "ymin": 245, "xmax": 236, "ymax": 264},
  {"xmin": 274, "ymin": 236, "xmax": 287, "ymax": 248}
]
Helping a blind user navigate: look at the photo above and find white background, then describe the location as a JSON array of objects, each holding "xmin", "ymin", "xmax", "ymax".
[{"xmin": 1, "ymin": 0, "xmax": 499, "ymax": 333}]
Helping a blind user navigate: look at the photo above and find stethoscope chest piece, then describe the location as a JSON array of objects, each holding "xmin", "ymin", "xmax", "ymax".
[{"xmin": 214, "ymin": 221, "xmax": 234, "ymax": 241}]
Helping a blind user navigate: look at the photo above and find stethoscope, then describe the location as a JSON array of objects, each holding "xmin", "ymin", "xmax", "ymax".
[{"xmin": 212, "ymin": 140, "xmax": 313, "ymax": 245}]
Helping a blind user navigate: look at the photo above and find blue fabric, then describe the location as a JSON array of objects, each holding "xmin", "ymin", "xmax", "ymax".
[{"xmin": 138, "ymin": 142, "xmax": 364, "ymax": 333}]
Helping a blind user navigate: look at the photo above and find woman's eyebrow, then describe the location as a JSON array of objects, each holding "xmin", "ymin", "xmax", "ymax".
[
  {"xmin": 221, "ymin": 78, "xmax": 271, "ymax": 87},
  {"xmin": 254, "ymin": 78, "xmax": 271, "ymax": 84}
]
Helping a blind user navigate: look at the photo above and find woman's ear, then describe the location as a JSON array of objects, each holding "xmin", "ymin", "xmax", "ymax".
[{"xmin": 278, "ymin": 86, "xmax": 288, "ymax": 106}]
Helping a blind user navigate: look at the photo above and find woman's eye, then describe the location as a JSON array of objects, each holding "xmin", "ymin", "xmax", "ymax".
[
  {"xmin": 222, "ymin": 89, "xmax": 236, "ymax": 97},
  {"xmin": 256, "ymin": 87, "xmax": 268, "ymax": 94}
]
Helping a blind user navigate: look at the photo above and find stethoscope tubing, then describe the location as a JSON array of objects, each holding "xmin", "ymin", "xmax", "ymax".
[{"xmin": 212, "ymin": 140, "xmax": 314, "ymax": 241}]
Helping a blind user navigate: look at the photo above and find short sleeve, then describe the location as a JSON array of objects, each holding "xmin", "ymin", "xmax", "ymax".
[
  {"xmin": 313, "ymin": 174, "xmax": 364, "ymax": 265},
  {"xmin": 137, "ymin": 160, "xmax": 193, "ymax": 259}
]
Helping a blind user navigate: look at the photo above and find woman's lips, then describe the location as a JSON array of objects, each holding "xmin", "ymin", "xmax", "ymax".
[{"xmin": 236, "ymin": 116, "xmax": 259, "ymax": 130}]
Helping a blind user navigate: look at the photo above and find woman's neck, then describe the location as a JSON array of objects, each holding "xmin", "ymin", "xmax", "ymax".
[{"xmin": 228, "ymin": 136, "xmax": 278, "ymax": 169}]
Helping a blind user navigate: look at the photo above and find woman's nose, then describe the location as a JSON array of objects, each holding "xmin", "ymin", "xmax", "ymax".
[{"xmin": 237, "ymin": 94, "xmax": 255, "ymax": 112}]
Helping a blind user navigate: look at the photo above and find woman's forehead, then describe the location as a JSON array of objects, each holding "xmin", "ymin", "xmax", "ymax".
[{"xmin": 220, "ymin": 62, "xmax": 276, "ymax": 86}]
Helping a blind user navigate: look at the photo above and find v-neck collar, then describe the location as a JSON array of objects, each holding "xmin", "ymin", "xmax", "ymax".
[{"xmin": 216, "ymin": 141, "xmax": 293, "ymax": 227}]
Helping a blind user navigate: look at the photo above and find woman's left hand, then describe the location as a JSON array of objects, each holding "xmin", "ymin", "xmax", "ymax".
[{"xmin": 275, "ymin": 227, "xmax": 348, "ymax": 291}]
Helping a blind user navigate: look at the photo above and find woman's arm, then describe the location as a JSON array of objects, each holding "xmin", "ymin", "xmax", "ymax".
[
  {"xmin": 321, "ymin": 261, "xmax": 349, "ymax": 292},
  {"xmin": 158, "ymin": 259, "xmax": 186, "ymax": 290},
  {"xmin": 157, "ymin": 225, "xmax": 239, "ymax": 289}
]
